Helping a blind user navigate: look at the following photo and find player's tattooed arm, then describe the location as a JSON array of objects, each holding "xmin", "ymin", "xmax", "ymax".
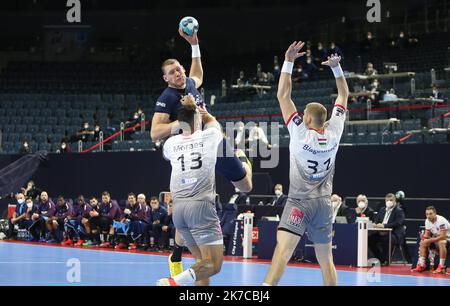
[
  {"xmin": 278, "ymin": 41, "xmax": 306, "ymax": 124},
  {"xmin": 179, "ymin": 28, "xmax": 203, "ymax": 88},
  {"xmin": 321, "ymin": 54, "xmax": 349, "ymax": 109}
]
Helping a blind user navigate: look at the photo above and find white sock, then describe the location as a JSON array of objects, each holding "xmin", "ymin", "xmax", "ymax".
[
  {"xmin": 439, "ymin": 259, "xmax": 446, "ymax": 266},
  {"xmin": 262, "ymin": 282, "xmax": 272, "ymax": 286},
  {"xmin": 173, "ymin": 268, "xmax": 196, "ymax": 286},
  {"xmin": 418, "ymin": 257, "xmax": 425, "ymax": 266}
]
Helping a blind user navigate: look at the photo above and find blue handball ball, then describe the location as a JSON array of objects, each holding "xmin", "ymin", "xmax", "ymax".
[{"xmin": 179, "ymin": 16, "xmax": 199, "ymax": 36}]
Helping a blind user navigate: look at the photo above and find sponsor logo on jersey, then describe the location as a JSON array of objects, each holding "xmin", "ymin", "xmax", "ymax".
[
  {"xmin": 287, "ymin": 207, "xmax": 305, "ymax": 228},
  {"xmin": 181, "ymin": 178, "xmax": 198, "ymax": 185},
  {"xmin": 293, "ymin": 115, "xmax": 302, "ymax": 126},
  {"xmin": 336, "ymin": 108, "xmax": 344, "ymax": 116},
  {"xmin": 439, "ymin": 224, "xmax": 447, "ymax": 230},
  {"xmin": 156, "ymin": 101, "xmax": 166, "ymax": 108}
]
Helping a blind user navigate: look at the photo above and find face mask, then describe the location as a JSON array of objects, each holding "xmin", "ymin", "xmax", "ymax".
[
  {"xmin": 84, "ymin": 125, "xmax": 89, "ymax": 129},
  {"xmin": 18, "ymin": 199, "xmax": 25, "ymax": 204},
  {"xmin": 331, "ymin": 201, "xmax": 339, "ymax": 208},
  {"xmin": 386, "ymin": 201, "xmax": 394, "ymax": 209},
  {"xmin": 235, "ymin": 188, "xmax": 240, "ymax": 193},
  {"xmin": 27, "ymin": 202, "xmax": 33, "ymax": 208},
  {"xmin": 275, "ymin": 190, "xmax": 282, "ymax": 196},
  {"xmin": 357, "ymin": 202, "xmax": 366, "ymax": 209},
  {"xmin": 61, "ymin": 144, "xmax": 66, "ymax": 149},
  {"xmin": 24, "ymin": 143, "xmax": 28, "ymax": 148}
]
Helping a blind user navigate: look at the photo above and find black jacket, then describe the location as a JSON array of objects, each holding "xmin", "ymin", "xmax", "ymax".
[
  {"xmin": 374, "ymin": 206, "xmax": 406, "ymax": 241},
  {"xmin": 348, "ymin": 206, "xmax": 375, "ymax": 224},
  {"xmin": 269, "ymin": 194, "xmax": 288, "ymax": 207}
]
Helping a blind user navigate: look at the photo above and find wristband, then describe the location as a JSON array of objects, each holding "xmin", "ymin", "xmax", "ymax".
[
  {"xmin": 281, "ymin": 61, "xmax": 294, "ymax": 74},
  {"xmin": 331, "ymin": 64, "xmax": 344, "ymax": 78},
  {"xmin": 191, "ymin": 45, "xmax": 201, "ymax": 58}
]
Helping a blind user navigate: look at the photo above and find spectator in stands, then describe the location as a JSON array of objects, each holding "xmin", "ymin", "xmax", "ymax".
[
  {"xmin": 314, "ymin": 42, "xmax": 328, "ymax": 64},
  {"xmin": 302, "ymin": 56, "xmax": 318, "ymax": 79},
  {"xmin": 93, "ymin": 123, "xmax": 102, "ymax": 142},
  {"xmin": 77, "ymin": 122, "xmax": 95, "ymax": 142},
  {"xmin": 62, "ymin": 195, "xmax": 92, "ymax": 246},
  {"xmin": 368, "ymin": 193, "xmax": 406, "ymax": 265},
  {"xmin": 392, "ymin": 31, "xmax": 408, "ymax": 49},
  {"xmin": 160, "ymin": 200, "xmax": 175, "ymax": 250},
  {"xmin": 348, "ymin": 194, "xmax": 375, "ymax": 223},
  {"xmin": 96, "ymin": 191, "xmax": 122, "ymax": 248},
  {"xmin": 115, "ymin": 192, "xmax": 147, "ymax": 250},
  {"xmin": 329, "ymin": 42, "xmax": 343, "ymax": 57},
  {"xmin": 364, "ymin": 62, "xmax": 377, "ymax": 76},
  {"xmin": 8, "ymin": 193, "xmax": 33, "ymax": 239},
  {"xmin": 29, "ymin": 191, "xmax": 56, "ymax": 242},
  {"xmin": 57, "ymin": 139, "xmax": 71, "ymax": 153},
  {"xmin": 331, "ymin": 194, "xmax": 350, "ymax": 223},
  {"xmin": 430, "ymin": 84, "xmax": 445, "ymax": 100},
  {"xmin": 413, "ymin": 206, "xmax": 449, "ymax": 274},
  {"xmin": 363, "ymin": 31, "xmax": 376, "ymax": 51},
  {"xmin": 82, "ymin": 196, "xmax": 101, "ymax": 246},
  {"xmin": 249, "ymin": 123, "xmax": 272, "ymax": 149},
  {"xmin": 46, "ymin": 196, "xmax": 73, "ymax": 243},
  {"xmin": 269, "ymin": 184, "xmax": 288, "ymax": 207},
  {"xmin": 147, "ymin": 196, "xmax": 168, "ymax": 250},
  {"xmin": 21, "ymin": 180, "xmax": 41, "ymax": 200},
  {"xmin": 161, "ymin": 192, "xmax": 172, "ymax": 209},
  {"xmin": 19, "ymin": 141, "xmax": 31, "ymax": 154},
  {"xmin": 237, "ymin": 70, "xmax": 247, "ymax": 86}
]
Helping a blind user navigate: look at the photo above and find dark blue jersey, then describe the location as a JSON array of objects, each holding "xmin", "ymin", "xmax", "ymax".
[{"xmin": 154, "ymin": 77, "xmax": 204, "ymax": 122}]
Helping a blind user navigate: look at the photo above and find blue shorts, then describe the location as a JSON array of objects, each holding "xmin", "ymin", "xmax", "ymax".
[{"xmin": 215, "ymin": 138, "xmax": 246, "ymax": 182}]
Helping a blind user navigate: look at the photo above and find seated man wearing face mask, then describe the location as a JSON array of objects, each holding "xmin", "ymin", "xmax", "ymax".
[
  {"xmin": 368, "ymin": 193, "xmax": 406, "ymax": 265},
  {"xmin": 348, "ymin": 194, "xmax": 375, "ymax": 224},
  {"xmin": 269, "ymin": 184, "xmax": 288, "ymax": 207},
  {"xmin": 331, "ymin": 194, "xmax": 350, "ymax": 223}
]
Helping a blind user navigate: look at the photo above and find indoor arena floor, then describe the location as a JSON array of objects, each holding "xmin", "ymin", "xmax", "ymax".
[{"xmin": 1, "ymin": 241, "xmax": 449, "ymax": 286}]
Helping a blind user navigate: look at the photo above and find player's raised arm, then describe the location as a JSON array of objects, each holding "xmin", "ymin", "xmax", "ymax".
[
  {"xmin": 277, "ymin": 41, "xmax": 306, "ymax": 124},
  {"xmin": 179, "ymin": 29, "xmax": 203, "ymax": 88},
  {"xmin": 321, "ymin": 54, "xmax": 349, "ymax": 109}
]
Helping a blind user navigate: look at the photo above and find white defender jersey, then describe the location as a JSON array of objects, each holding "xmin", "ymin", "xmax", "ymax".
[
  {"xmin": 163, "ymin": 127, "xmax": 222, "ymax": 203},
  {"xmin": 286, "ymin": 105, "xmax": 346, "ymax": 200},
  {"xmin": 425, "ymin": 215, "xmax": 450, "ymax": 239}
]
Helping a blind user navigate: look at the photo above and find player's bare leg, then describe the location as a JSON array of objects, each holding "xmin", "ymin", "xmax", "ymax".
[
  {"xmin": 158, "ymin": 243, "xmax": 223, "ymax": 286},
  {"xmin": 263, "ymin": 230, "xmax": 301, "ymax": 285},
  {"xmin": 168, "ymin": 230, "xmax": 185, "ymax": 277},
  {"xmin": 433, "ymin": 240, "xmax": 447, "ymax": 274},
  {"xmin": 232, "ymin": 149, "xmax": 253, "ymax": 193},
  {"xmin": 314, "ymin": 243, "xmax": 337, "ymax": 286}
]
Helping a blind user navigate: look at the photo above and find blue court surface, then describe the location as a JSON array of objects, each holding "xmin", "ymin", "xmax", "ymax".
[{"xmin": 1, "ymin": 241, "xmax": 449, "ymax": 286}]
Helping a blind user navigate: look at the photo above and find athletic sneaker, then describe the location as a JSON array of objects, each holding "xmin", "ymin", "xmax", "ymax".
[
  {"xmin": 412, "ymin": 264, "xmax": 426, "ymax": 272},
  {"xmin": 115, "ymin": 243, "xmax": 127, "ymax": 250},
  {"xmin": 433, "ymin": 265, "xmax": 445, "ymax": 274},
  {"xmin": 99, "ymin": 241, "xmax": 111, "ymax": 248},
  {"xmin": 128, "ymin": 243, "xmax": 137, "ymax": 250},
  {"xmin": 156, "ymin": 277, "xmax": 178, "ymax": 286},
  {"xmin": 83, "ymin": 240, "xmax": 96, "ymax": 246},
  {"xmin": 61, "ymin": 239, "xmax": 73, "ymax": 246},
  {"xmin": 74, "ymin": 240, "xmax": 84, "ymax": 247},
  {"xmin": 168, "ymin": 254, "xmax": 183, "ymax": 278}
]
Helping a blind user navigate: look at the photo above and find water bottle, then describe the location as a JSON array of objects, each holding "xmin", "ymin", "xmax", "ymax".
[{"xmin": 246, "ymin": 197, "xmax": 250, "ymax": 205}]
